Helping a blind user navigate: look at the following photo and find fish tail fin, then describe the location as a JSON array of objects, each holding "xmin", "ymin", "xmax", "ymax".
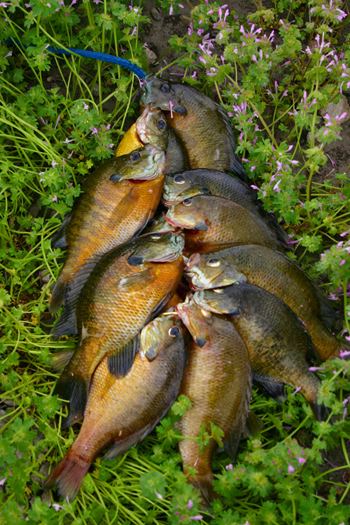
[
  {"xmin": 44, "ymin": 450, "xmax": 90, "ymax": 502},
  {"xmin": 54, "ymin": 371, "xmax": 89, "ymax": 427},
  {"xmin": 50, "ymin": 350, "xmax": 75, "ymax": 372},
  {"xmin": 188, "ymin": 474, "xmax": 217, "ymax": 507},
  {"xmin": 245, "ymin": 411, "xmax": 264, "ymax": 437},
  {"xmin": 310, "ymin": 402, "xmax": 331, "ymax": 422},
  {"xmin": 49, "ymin": 276, "xmax": 66, "ymax": 314}
]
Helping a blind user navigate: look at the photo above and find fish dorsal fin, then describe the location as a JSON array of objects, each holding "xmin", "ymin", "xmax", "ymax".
[
  {"xmin": 50, "ymin": 349, "xmax": 75, "ymax": 372},
  {"xmin": 51, "ymin": 211, "xmax": 72, "ymax": 249},
  {"xmin": 118, "ymin": 268, "xmax": 156, "ymax": 292},
  {"xmin": 104, "ymin": 423, "xmax": 153, "ymax": 460},
  {"xmin": 51, "ymin": 254, "xmax": 102, "ymax": 337},
  {"xmin": 107, "ymin": 334, "xmax": 140, "ymax": 378}
]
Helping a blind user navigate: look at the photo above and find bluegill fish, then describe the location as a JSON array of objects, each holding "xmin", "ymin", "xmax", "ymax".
[
  {"xmin": 50, "ymin": 144, "xmax": 165, "ymax": 315},
  {"xmin": 45, "ymin": 312, "xmax": 188, "ymax": 502},
  {"xmin": 141, "ymin": 75, "xmax": 247, "ymax": 182},
  {"xmin": 175, "ymin": 298, "xmax": 259, "ymax": 506},
  {"xmin": 53, "ymin": 232, "xmax": 184, "ymax": 427},
  {"xmin": 162, "ymin": 169, "xmax": 287, "ymax": 245},
  {"xmin": 165, "ymin": 196, "xmax": 286, "ymax": 254},
  {"xmin": 116, "ymin": 104, "xmax": 190, "ymax": 174},
  {"xmin": 194, "ymin": 283, "xmax": 329, "ymax": 421},
  {"xmin": 185, "ymin": 245, "xmax": 344, "ymax": 361}
]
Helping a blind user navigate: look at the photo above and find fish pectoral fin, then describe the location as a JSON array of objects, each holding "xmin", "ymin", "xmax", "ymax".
[
  {"xmin": 244, "ymin": 411, "xmax": 263, "ymax": 437},
  {"xmin": 50, "ymin": 349, "xmax": 75, "ymax": 372},
  {"xmin": 253, "ymin": 376, "xmax": 287, "ymax": 403},
  {"xmin": 118, "ymin": 268, "xmax": 156, "ymax": 292},
  {"xmin": 104, "ymin": 422, "xmax": 153, "ymax": 460},
  {"xmin": 194, "ymin": 220, "xmax": 208, "ymax": 232},
  {"xmin": 107, "ymin": 335, "xmax": 140, "ymax": 378},
  {"xmin": 107, "ymin": 187, "xmax": 139, "ymax": 227}
]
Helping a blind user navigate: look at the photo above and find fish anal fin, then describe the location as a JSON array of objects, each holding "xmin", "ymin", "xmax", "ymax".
[
  {"xmin": 223, "ymin": 430, "xmax": 242, "ymax": 462},
  {"xmin": 54, "ymin": 371, "xmax": 89, "ymax": 427},
  {"xmin": 310, "ymin": 402, "xmax": 331, "ymax": 422},
  {"xmin": 104, "ymin": 423, "xmax": 153, "ymax": 460},
  {"xmin": 107, "ymin": 335, "xmax": 140, "ymax": 378},
  {"xmin": 50, "ymin": 350, "xmax": 75, "ymax": 372}
]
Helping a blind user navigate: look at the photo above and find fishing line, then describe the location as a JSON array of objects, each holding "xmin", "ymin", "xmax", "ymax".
[{"xmin": 5, "ymin": 38, "xmax": 147, "ymax": 79}]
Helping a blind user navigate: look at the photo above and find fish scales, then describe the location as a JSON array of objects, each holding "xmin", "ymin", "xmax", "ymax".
[
  {"xmin": 141, "ymin": 75, "xmax": 247, "ymax": 181},
  {"xmin": 45, "ymin": 314, "xmax": 188, "ymax": 502},
  {"xmin": 53, "ymin": 233, "xmax": 184, "ymax": 426},
  {"xmin": 165, "ymin": 195, "xmax": 286, "ymax": 254},
  {"xmin": 185, "ymin": 245, "xmax": 343, "ymax": 361},
  {"xmin": 194, "ymin": 283, "xmax": 328, "ymax": 421},
  {"xmin": 176, "ymin": 300, "xmax": 252, "ymax": 505}
]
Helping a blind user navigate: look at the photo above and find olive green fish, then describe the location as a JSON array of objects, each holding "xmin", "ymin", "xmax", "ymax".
[
  {"xmin": 141, "ymin": 75, "xmax": 247, "ymax": 182},
  {"xmin": 45, "ymin": 312, "xmax": 188, "ymax": 502},
  {"xmin": 53, "ymin": 232, "xmax": 184, "ymax": 427},
  {"xmin": 185, "ymin": 245, "xmax": 345, "ymax": 361},
  {"xmin": 162, "ymin": 169, "xmax": 288, "ymax": 244},
  {"xmin": 164, "ymin": 195, "xmax": 286, "ymax": 254},
  {"xmin": 175, "ymin": 298, "xmax": 258, "ymax": 506},
  {"xmin": 194, "ymin": 283, "xmax": 329, "ymax": 421}
]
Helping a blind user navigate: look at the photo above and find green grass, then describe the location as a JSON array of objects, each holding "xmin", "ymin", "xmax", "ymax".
[{"xmin": 0, "ymin": 0, "xmax": 350, "ymax": 523}]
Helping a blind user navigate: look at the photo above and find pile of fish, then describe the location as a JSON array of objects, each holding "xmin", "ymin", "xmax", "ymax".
[{"xmin": 44, "ymin": 74, "xmax": 349, "ymax": 506}]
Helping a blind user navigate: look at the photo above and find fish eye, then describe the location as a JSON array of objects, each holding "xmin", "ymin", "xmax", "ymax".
[
  {"xmin": 213, "ymin": 288, "xmax": 224, "ymax": 294},
  {"xmin": 174, "ymin": 175, "xmax": 185, "ymax": 184},
  {"xmin": 130, "ymin": 151, "xmax": 140, "ymax": 161},
  {"xmin": 183, "ymin": 198, "xmax": 193, "ymax": 206},
  {"xmin": 157, "ymin": 119, "xmax": 167, "ymax": 131},
  {"xmin": 151, "ymin": 234, "xmax": 162, "ymax": 240},
  {"xmin": 161, "ymin": 84, "xmax": 170, "ymax": 93},
  {"xmin": 207, "ymin": 259, "xmax": 220, "ymax": 267},
  {"xmin": 168, "ymin": 326, "xmax": 179, "ymax": 337}
]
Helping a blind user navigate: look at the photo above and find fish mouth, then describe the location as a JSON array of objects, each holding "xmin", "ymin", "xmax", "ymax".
[
  {"xmin": 162, "ymin": 198, "xmax": 179, "ymax": 207},
  {"xmin": 163, "ymin": 214, "xmax": 185, "ymax": 229}
]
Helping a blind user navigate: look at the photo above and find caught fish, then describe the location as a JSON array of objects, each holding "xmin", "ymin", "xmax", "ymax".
[
  {"xmin": 116, "ymin": 104, "xmax": 190, "ymax": 173},
  {"xmin": 53, "ymin": 232, "xmax": 184, "ymax": 426},
  {"xmin": 162, "ymin": 169, "xmax": 287, "ymax": 244},
  {"xmin": 185, "ymin": 246, "xmax": 343, "ymax": 361},
  {"xmin": 175, "ymin": 298, "xmax": 258, "ymax": 506},
  {"xmin": 45, "ymin": 313, "xmax": 188, "ymax": 502},
  {"xmin": 164, "ymin": 196, "xmax": 286, "ymax": 254},
  {"xmin": 194, "ymin": 283, "xmax": 329, "ymax": 421},
  {"xmin": 49, "ymin": 145, "xmax": 165, "ymax": 315},
  {"xmin": 143, "ymin": 209, "xmax": 179, "ymax": 235},
  {"xmin": 141, "ymin": 75, "xmax": 247, "ymax": 182}
]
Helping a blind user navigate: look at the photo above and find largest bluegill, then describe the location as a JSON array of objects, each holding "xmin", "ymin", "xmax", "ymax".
[
  {"xmin": 194, "ymin": 283, "xmax": 329, "ymax": 421},
  {"xmin": 50, "ymin": 144, "xmax": 165, "ymax": 315},
  {"xmin": 45, "ymin": 312, "xmax": 188, "ymax": 503},
  {"xmin": 53, "ymin": 232, "xmax": 184, "ymax": 427},
  {"xmin": 141, "ymin": 75, "xmax": 247, "ymax": 182}
]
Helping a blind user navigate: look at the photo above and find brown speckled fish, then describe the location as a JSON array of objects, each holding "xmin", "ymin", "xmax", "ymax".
[
  {"xmin": 175, "ymin": 298, "xmax": 255, "ymax": 506},
  {"xmin": 45, "ymin": 312, "xmax": 188, "ymax": 502},
  {"xmin": 50, "ymin": 145, "xmax": 165, "ymax": 315},
  {"xmin": 194, "ymin": 283, "xmax": 329, "ymax": 421},
  {"xmin": 53, "ymin": 232, "xmax": 184, "ymax": 427},
  {"xmin": 141, "ymin": 75, "xmax": 247, "ymax": 182},
  {"xmin": 185, "ymin": 246, "xmax": 345, "ymax": 362},
  {"xmin": 165, "ymin": 196, "xmax": 286, "ymax": 254}
]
